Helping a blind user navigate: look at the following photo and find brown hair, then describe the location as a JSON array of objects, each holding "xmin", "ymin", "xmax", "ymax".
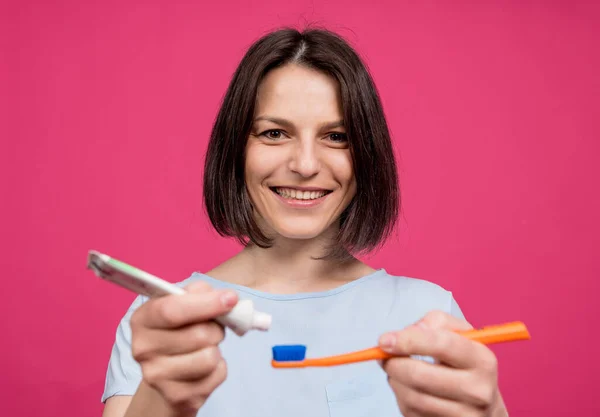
[{"xmin": 203, "ymin": 27, "xmax": 399, "ymax": 258}]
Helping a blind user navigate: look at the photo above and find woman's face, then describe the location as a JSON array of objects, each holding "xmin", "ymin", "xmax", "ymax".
[{"xmin": 245, "ymin": 64, "xmax": 356, "ymax": 241}]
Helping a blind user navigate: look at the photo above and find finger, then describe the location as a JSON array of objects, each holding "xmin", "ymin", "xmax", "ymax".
[
  {"xmin": 383, "ymin": 356, "xmax": 496, "ymax": 407},
  {"xmin": 153, "ymin": 359, "xmax": 227, "ymax": 411},
  {"xmin": 405, "ymin": 311, "xmax": 473, "ymax": 367},
  {"xmin": 133, "ymin": 321, "xmax": 225, "ymax": 359},
  {"xmin": 140, "ymin": 289, "xmax": 239, "ymax": 329},
  {"xmin": 388, "ymin": 379, "xmax": 481, "ymax": 417},
  {"xmin": 193, "ymin": 357, "xmax": 228, "ymax": 396},
  {"xmin": 418, "ymin": 310, "xmax": 473, "ymax": 332},
  {"xmin": 145, "ymin": 346, "xmax": 223, "ymax": 383},
  {"xmin": 379, "ymin": 325, "xmax": 492, "ymax": 369}
]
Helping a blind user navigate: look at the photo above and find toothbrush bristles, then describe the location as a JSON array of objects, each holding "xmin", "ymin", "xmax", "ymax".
[{"xmin": 272, "ymin": 345, "xmax": 307, "ymax": 362}]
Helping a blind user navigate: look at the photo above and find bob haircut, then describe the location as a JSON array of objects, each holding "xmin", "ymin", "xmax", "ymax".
[{"xmin": 203, "ymin": 27, "xmax": 399, "ymax": 259}]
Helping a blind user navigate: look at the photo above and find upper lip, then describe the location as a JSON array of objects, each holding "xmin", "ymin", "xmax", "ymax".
[{"xmin": 271, "ymin": 186, "xmax": 332, "ymax": 192}]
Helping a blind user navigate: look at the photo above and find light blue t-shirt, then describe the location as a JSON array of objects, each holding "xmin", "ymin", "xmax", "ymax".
[{"xmin": 102, "ymin": 269, "xmax": 465, "ymax": 417}]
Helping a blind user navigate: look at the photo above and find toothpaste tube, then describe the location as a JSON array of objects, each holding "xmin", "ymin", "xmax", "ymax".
[{"xmin": 87, "ymin": 250, "xmax": 271, "ymax": 336}]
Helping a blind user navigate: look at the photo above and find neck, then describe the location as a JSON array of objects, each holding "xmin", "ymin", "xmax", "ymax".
[{"xmin": 207, "ymin": 228, "xmax": 376, "ymax": 294}]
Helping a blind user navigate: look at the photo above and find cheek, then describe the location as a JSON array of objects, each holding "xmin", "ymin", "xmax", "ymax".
[
  {"xmin": 328, "ymin": 151, "xmax": 355, "ymax": 187},
  {"xmin": 244, "ymin": 145, "xmax": 271, "ymax": 184},
  {"xmin": 244, "ymin": 144, "xmax": 288, "ymax": 199}
]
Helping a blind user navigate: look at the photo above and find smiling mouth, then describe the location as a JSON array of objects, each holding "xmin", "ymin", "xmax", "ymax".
[{"xmin": 270, "ymin": 187, "xmax": 332, "ymax": 200}]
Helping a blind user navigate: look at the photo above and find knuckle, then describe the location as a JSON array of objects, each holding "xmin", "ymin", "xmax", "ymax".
[
  {"xmin": 143, "ymin": 363, "xmax": 164, "ymax": 387},
  {"xmin": 131, "ymin": 339, "xmax": 151, "ymax": 362},
  {"xmin": 479, "ymin": 350, "xmax": 499, "ymax": 373},
  {"xmin": 129, "ymin": 310, "xmax": 142, "ymax": 329},
  {"xmin": 471, "ymin": 383, "xmax": 496, "ymax": 407},
  {"xmin": 431, "ymin": 329, "xmax": 452, "ymax": 354},
  {"xmin": 213, "ymin": 359, "xmax": 228, "ymax": 385},
  {"xmin": 191, "ymin": 325, "xmax": 211, "ymax": 347},
  {"xmin": 163, "ymin": 386, "xmax": 191, "ymax": 408},
  {"xmin": 211, "ymin": 322, "xmax": 226, "ymax": 343},
  {"xmin": 197, "ymin": 360, "xmax": 228, "ymax": 397},
  {"xmin": 424, "ymin": 310, "xmax": 448, "ymax": 328},
  {"xmin": 157, "ymin": 300, "xmax": 180, "ymax": 327},
  {"xmin": 130, "ymin": 329, "xmax": 155, "ymax": 363},
  {"xmin": 181, "ymin": 396, "xmax": 203, "ymax": 412},
  {"xmin": 201, "ymin": 346, "xmax": 222, "ymax": 370},
  {"xmin": 462, "ymin": 369, "xmax": 497, "ymax": 407},
  {"xmin": 203, "ymin": 322, "xmax": 225, "ymax": 345}
]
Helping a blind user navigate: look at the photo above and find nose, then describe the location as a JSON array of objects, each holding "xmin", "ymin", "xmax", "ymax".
[{"xmin": 288, "ymin": 138, "xmax": 321, "ymax": 178}]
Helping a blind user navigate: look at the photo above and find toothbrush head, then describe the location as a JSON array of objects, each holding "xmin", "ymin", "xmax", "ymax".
[{"xmin": 272, "ymin": 345, "xmax": 307, "ymax": 362}]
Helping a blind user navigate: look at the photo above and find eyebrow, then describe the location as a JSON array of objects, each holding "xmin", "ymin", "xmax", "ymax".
[{"xmin": 253, "ymin": 116, "xmax": 345, "ymax": 130}]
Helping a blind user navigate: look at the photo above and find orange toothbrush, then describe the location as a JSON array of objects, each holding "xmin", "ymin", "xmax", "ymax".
[{"xmin": 271, "ymin": 321, "xmax": 530, "ymax": 368}]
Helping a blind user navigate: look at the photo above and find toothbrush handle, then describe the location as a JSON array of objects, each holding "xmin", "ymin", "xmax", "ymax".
[
  {"xmin": 304, "ymin": 347, "xmax": 393, "ymax": 367},
  {"xmin": 310, "ymin": 321, "xmax": 530, "ymax": 367},
  {"xmin": 456, "ymin": 321, "xmax": 530, "ymax": 344}
]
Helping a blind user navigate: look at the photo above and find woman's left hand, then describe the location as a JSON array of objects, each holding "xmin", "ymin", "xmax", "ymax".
[{"xmin": 378, "ymin": 311, "xmax": 508, "ymax": 417}]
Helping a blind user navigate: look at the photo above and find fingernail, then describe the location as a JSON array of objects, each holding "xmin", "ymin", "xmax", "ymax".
[
  {"xmin": 379, "ymin": 334, "xmax": 396, "ymax": 352},
  {"xmin": 220, "ymin": 291, "xmax": 237, "ymax": 307}
]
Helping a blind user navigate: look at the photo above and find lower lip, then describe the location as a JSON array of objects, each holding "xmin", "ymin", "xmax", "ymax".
[{"xmin": 272, "ymin": 190, "xmax": 330, "ymax": 208}]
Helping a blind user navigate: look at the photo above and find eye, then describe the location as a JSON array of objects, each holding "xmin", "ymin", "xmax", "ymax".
[
  {"xmin": 260, "ymin": 129, "xmax": 284, "ymax": 140},
  {"xmin": 328, "ymin": 133, "xmax": 348, "ymax": 143}
]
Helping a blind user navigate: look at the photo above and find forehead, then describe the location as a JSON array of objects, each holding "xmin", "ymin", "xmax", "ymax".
[{"xmin": 254, "ymin": 64, "xmax": 343, "ymax": 121}]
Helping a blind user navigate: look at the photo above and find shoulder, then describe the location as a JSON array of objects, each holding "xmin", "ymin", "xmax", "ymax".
[
  {"xmin": 368, "ymin": 269, "xmax": 453, "ymax": 298},
  {"xmin": 365, "ymin": 269, "xmax": 465, "ymax": 320},
  {"xmin": 174, "ymin": 271, "xmax": 227, "ymax": 289}
]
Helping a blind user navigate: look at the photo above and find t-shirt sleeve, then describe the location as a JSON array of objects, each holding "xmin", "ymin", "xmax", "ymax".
[
  {"xmin": 101, "ymin": 294, "xmax": 147, "ymax": 403},
  {"xmin": 448, "ymin": 292, "xmax": 466, "ymax": 321}
]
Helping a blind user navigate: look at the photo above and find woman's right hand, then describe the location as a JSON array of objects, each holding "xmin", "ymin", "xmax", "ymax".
[{"xmin": 129, "ymin": 281, "xmax": 239, "ymax": 415}]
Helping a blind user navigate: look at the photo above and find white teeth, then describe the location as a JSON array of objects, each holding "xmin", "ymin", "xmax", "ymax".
[{"xmin": 275, "ymin": 188, "xmax": 328, "ymax": 200}]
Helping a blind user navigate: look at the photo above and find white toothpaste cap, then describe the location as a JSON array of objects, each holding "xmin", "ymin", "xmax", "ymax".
[{"xmin": 252, "ymin": 311, "xmax": 272, "ymax": 331}]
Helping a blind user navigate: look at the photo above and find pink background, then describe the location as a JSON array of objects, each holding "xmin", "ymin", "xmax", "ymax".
[{"xmin": 2, "ymin": 1, "xmax": 599, "ymax": 416}]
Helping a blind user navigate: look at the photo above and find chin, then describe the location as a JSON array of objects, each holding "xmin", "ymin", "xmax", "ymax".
[
  {"xmin": 276, "ymin": 231, "xmax": 324, "ymax": 240},
  {"xmin": 270, "ymin": 220, "xmax": 333, "ymax": 241}
]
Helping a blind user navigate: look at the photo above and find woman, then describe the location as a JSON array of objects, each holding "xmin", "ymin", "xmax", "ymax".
[{"xmin": 101, "ymin": 28, "xmax": 508, "ymax": 417}]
